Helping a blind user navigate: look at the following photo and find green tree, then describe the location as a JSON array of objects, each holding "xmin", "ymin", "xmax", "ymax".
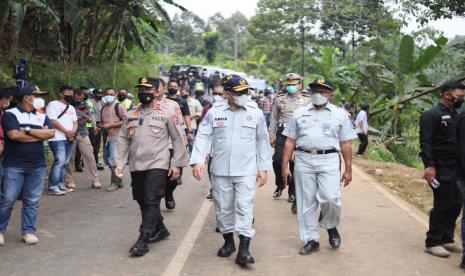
[{"xmin": 202, "ymin": 31, "xmax": 219, "ymax": 63}]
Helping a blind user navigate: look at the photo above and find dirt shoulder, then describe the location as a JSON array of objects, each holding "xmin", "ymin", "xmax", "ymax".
[{"xmin": 353, "ymin": 157, "xmax": 433, "ymax": 214}]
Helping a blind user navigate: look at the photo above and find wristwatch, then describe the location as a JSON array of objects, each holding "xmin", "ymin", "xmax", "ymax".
[{"xmin": 24, "ymin": 126, "xmax": 31, "ymax": 135}]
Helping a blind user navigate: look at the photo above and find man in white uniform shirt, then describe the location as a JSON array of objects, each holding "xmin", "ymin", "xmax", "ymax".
[{"xmin": 355, "ymin": 104, "xmax": 369, "ymax": 156}]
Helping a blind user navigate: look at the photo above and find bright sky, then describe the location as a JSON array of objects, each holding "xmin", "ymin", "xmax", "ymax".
[{"xmin": 164, "ymin": 0, "xmax": 464, "ymax": 38}]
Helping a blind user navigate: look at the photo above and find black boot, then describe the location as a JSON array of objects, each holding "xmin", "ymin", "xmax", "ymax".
[
  {"xmin": 235, "ymin": 235, "xmax": 255, "ymax": 265},
  {"xmin": 165, "ymin": 192, "xmax": 175, "ymax": 210},
  {"xmin": 129, "ymin": 232, "xmax": 149, "ymax": 256},
  {"xmin": 217, "ymin": 233, "xmax": 236, "ymax": 257},
  {"xmin": 148, "ymin": 224, "xmax": 170, "ymax": 244}
]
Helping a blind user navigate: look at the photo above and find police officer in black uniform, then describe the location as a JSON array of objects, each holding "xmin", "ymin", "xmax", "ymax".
[{"xmin": 420, "ymin": 80, "xmax": 465, "ymax": 258}]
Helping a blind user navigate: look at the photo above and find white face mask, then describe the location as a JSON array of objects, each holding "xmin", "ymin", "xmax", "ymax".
[
  {"xmin": 213, "ymin": 95, "xmax": 223, "ymax": 102},
  {"xmin": 233, "ymin": 94, "xmax": 248, "ymax": 107},
  {"xmin": 104, "ymin": 95, "xmax": 115, "ymax": 105},
  {"xmin": 32, "ymin": 98, "xmax": 45, "ymax": 110},
  {"xmin": 311, "ymin": 93, "xmax": 328, "ymax": 106}
]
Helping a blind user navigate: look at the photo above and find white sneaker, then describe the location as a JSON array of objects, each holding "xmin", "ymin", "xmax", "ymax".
[
  {"xmin": 425, "ymin": 246, "xmax": 450, "ymax": 257},
  {"xmin": 22, "ymin": 234, "xmax": 39, "ymax": 245},
  {"xmin": 66, "ymin": 182, "xmax": 76, "ymax": 189},
  {"xmin": 443, "ymin": 243, "xmax": 462, "ymax": 253},
  {"xmin": 0, "ymin": 233, "xmax": 4, "ymax": 246},
  {"xmin": 92, "ymin": 180, "xmax": 102, "ymax": 189}
]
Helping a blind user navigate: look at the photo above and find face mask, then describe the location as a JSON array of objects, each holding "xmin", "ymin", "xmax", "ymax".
[
  {"xmin": 181, "ymin": 95, "xmax": 188, "ymax": 99},
  {"xmin": 104, "ymin": 95, "xmax": 115, "ymax": 105},
  {"xmin": 32, "ymin": 98, "xmax": 45, "ymax": 110},
  {"xmin": 213, "ymin": 95, "xmax": 223, "ymax": 102},
  {"xmin": 259, "ymin": 94, "xmax": 264, "ymax": 98},
  {"xmin": 168, "ymin": 88, "xmax": 178, "ymax": 95},
  {"xmin": 95, "ymin": 95, "xmax": 102, "ymax": 101},
  {"xmin": 117, "ymin": 94, "xmax": 126, "ymax": 101},
  {"xmin": 138, "ymin": 93, "xmax": 154, "ymax": 105},
  {"xmin": 64, "ymin": 95, "xmax": 74, "ymax": 104},
  {"xmin": 83, "ymin": 95, "xmax": 89, "ymax": 101},
  {"xmin": 311, "ymin": 93, "xmax": 328, "ymax": 106},
  {"xmin": 74, "ymin": 100, "xmax": 83, "ymax": 106},
  {"xmin": 233, "ymin": 94, "xmax": 248, "ymax": 107},
  {"xmin": 286, "ymin": 85, "xmax": 298, "ymax": 94},
  {"xmin": 454, "ymin": 98, "xmax": 464, "ymax": 109}
]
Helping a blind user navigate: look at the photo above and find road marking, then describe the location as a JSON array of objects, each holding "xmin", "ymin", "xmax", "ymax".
[
  {"xmin": 352, "ymin": 165, "xmax": 429, "ymax": 229},
  {"xmin": 163, "ymin": 198, "xmax": 211, "ymax": 276}
]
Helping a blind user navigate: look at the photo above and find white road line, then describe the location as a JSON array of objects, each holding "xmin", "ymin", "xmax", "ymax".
[
  {"xmin": 352, "ymin": 165, "xmax": 429, "ymax": 229},
  {"xmin": 163, "ymin": 198, "xmax": 212, "ymax": 276}
]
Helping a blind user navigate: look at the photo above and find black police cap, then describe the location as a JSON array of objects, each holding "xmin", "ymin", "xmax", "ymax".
[{"xmin": 309, "ymin": 78, "xmax": 334, "ymax": 91}]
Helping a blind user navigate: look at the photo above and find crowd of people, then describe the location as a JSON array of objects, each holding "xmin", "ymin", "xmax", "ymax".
[{"xmin": 1, "ymin": 60, "xmax": 464, "ymax": 271}]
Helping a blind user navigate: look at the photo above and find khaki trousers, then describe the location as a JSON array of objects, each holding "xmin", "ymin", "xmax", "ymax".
[{"xmin": 65, "ymin": 135, "xmax": 99, "ymax": 184}]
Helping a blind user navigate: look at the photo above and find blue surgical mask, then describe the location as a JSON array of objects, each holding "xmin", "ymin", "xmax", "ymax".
[{"xmin": 286, "ymin": 85, "xmax": 298, "ymax": 94}]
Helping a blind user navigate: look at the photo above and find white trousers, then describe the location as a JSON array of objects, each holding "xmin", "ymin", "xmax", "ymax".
[
  {"xmin": 294, "ymin": 152, "xmax": 341, "ymax": 243},
  {"xmin": 211, "ymin": 175, "xmax": 256, "ymax": 238}
]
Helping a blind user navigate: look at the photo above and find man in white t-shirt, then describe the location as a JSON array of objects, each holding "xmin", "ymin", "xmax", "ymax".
[
  {"xmin": 46, "ymin": 85, "xmax": 78, "ymax": 195},
  {"xmin": 355, "ymin": 104, "xmax": 369, "ymax": 156}
]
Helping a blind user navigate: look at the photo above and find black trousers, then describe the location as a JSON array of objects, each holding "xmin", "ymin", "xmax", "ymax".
[
  {"xmin": 272, "ymin": 127, "xmax": 295, "ymax": 196},
  {"xmin": 165, "ymin": 149, "xmax": 183, "ymax": 197},
  {"xmin": 75, "ymin": 145, "xmax": 82, "ymax": 169},
  {"xmin": 356, "ymin": 134, "xmax": 368, "ymax": 155},
  {"xmin": 89, "ymin": 129, "xmax": 102, "ymax": 164},
  {"xmin": 273, "ymin": 160, "xmax": 295, "ymax": 196},
  {"xmin": 131, "ymin": 169, "xmax": 168, "ymax": 234},
  {"xmin": 426, "ymin": 168, "xmax": 463, "ymax": 247}
]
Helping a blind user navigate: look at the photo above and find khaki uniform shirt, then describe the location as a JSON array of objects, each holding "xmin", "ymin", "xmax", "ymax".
[
  {"xmin": 154, "ymin": 97, "xmax": 187, "ymax": 147},
  {"xmin": 115, "ymin": 106, "xmax": 189, "ymax": 172},
  {"xmin": 269, "ymin": 93, "xmax": 311, "ymax": 140},
  {"xmin": 101, "ymin": 102, "xmax": 127, "ymax": 141}
]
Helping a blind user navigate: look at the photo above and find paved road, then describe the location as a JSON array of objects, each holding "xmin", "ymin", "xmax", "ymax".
[{"xmin": 0, "ymin": 165, "xmax": 463, "ymax": 275}]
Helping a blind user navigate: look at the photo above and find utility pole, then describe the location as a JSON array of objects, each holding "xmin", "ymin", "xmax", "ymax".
[
  {"xmin": 234, "ymin": 25, "xmax": 238, "ymax": 70},
  {"xmin": 300, "ymin": 18, "xmax": 305, "ymax": 77}
]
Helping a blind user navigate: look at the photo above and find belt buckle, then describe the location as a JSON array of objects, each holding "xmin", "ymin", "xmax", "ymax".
[{"xmin": 310, "ymin": 150, "xmax": 318, "ymax": 155}]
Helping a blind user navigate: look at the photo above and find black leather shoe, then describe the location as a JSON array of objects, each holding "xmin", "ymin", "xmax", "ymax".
[
  {"xmin": 328, "ymin": 228, "xmax": 341, "ymax": 248},
  {"xmin": 235, "ymin": 235, "xmax": 255, "ymax": 265},
  {"xmin": 460, "ymin": 256, "xmax": 465, "ymax": 269},
  {"xmin": 291, "ymin": 200, "xmax": 297, "ymax": 214},
  {"xmin": 129, "ymin": 233, "xmax": 149, "ymax": 256},
  {"xmin": 97, "ymin": 165, "xmax": 104, "ymax": 171},
  {"xmin": 273, "ymin": 187, "xmax": 282, "ymax": 199},
  {"xmin": 165, "ymin": 193, "xmax": 175, "ymax": 210},
  {"xmin": 206, "ymin": 189, "xmax": 213, "ymax": 200},
  {"xmin": 215, "ymin": 227, "xmax": 220, "ymax": 233},
  {"xmin": 75, "ymin": 166, "xmax": 83, "ymax": 172},
  {"xmin": 299, "ymin": 240, "xmax": 320, "ymax": 255},
  {"xmin": 148, "ymin": 225, "xmax": 170, "ymax": 244},
  {"xmin": 288, "ymin": 194, "xmax": 295, "ymax": 203},
  {"xmin": 218, "ymin": 233, "xmax": 236, "ymax": 257}
]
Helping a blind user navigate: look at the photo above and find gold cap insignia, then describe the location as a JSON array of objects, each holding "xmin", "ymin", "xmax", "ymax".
[
  {"xmin": 141, "ymin": 77, "xmax": 148, "ymax": 84},
  {"xmin": 239, "ymin": 79, "xmax": 246, "ymax": 85},
  {"xmin": 317, "ymin": 79, "xmax": 325, "ymax": 84}
]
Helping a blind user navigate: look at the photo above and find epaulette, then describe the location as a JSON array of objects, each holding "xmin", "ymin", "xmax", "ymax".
[
  {"xmin": 212, "ymin": 99, "xmax": 226, "ymax": 107},
  {"xmin": 300, "ymin": 93, "xmax": 310, "ymax": 97},
  {"xmin": 247, "ymin": 100, "xmax": 258, "ymax": 108}
]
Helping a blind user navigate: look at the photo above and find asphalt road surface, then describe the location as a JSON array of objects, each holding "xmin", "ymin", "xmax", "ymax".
[{"xmin": 0, "ymin": 165, "xmax": 463, "ymax": 276}]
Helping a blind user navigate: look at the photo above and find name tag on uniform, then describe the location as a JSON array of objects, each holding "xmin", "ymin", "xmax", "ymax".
[
  {"xmin": 242, "ymin": 121, "xmax": 256, "ymax": 129},
  {"xmin": 213, "ymin": 119, "xmax": 228, "ymax": 128},
  {"xmin": 441, "ymin": 115, "xmax": 451, "ymax": 120}
]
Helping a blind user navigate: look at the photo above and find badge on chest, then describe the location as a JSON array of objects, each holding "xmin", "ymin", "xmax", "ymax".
[{"xmin": 214, "ymin": 117, "xmax": 228, "ymax": 127}]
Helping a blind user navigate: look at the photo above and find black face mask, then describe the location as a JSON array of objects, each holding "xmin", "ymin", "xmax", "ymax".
[
  {"xmin": 454, "ymin": 98, "xmax": 464, "ymax": 109},
  {"xmin": 138, "ymin": 93, "xmax": 154, "ymax": 105},
  {"xmin": 83, "ymin": 95, "xmax": 89, "ymax": 101},
  {"xmin": 95, "ymin": 95, "xmax": 102, "ymax": 101},
  {"xmin": 181, "ymin": 95, "xmax": 188, "ymax": 99},
  {"xmin": 168, "ymin": 88, "xmax": 178, "ymax": 95},
  {"xmin": 73, "ymin": 100, "xmax": 82, "ymax": 106},
  {"xmin": 117, "ymin": 94, "xmax": 126, "ymax": 101},
  {"xmin": 64, "ymin": 95, "xmax": 74, "ymax": 104}
]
